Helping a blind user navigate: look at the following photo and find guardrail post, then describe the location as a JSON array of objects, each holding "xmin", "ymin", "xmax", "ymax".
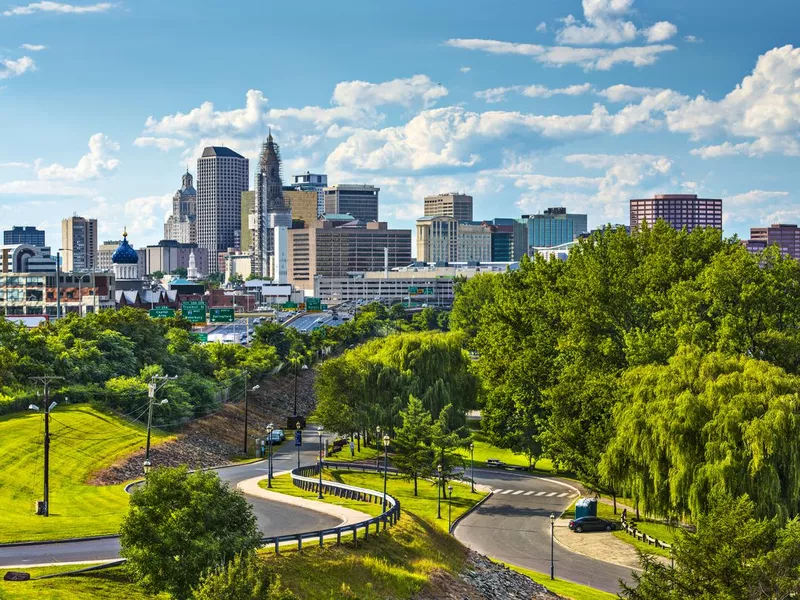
[
  {"xmin": 274, "ymin": 539, "xmax": 279, "ymax": 554},
  {"xmin": 364, "ymin": 523, "xmax": 369, "ymax": 540},
  {"xmin": 337, "ymin": 529, "xmax": 341, "ymax": 545},
  {"xmin": 353, "ymin": 525, "xmax": 358, "ymax": 547},
  {"xmin": 297, "ymin": 535, "xmax": 302, "ymax": 552},
  {"xmin": 375, "ymin": 519, "xmax": 380, "ymax": 534},
  {"xmin": 319, "ymin": 532, "xmax": 324, "ymax": 547}
]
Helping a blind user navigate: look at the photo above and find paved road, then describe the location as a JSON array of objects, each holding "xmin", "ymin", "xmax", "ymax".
[
  {"xmin": 0, "ymin": 430, "xmax": 337, "ymax": 568},
  {"xmin": 457, "ymin": 469, "xmax": 634, "ymax": 595},
  {"xmin": 286, "ymin": 312, "xmax": 347, "ymax": 333}
]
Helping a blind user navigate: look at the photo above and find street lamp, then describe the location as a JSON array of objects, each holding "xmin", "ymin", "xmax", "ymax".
[
  {"xmin": 382, "ymin": 434, "xmax": 390, "ymax": 512},
  {"xmin": 292, "ymin": 358, "xmax": 308, "ymax": 420},
  {"xmin": 469, "ymin": 442, "xmax": 475, "ymax": 493},
  {"xmin": 550, "ymin": 513, "xmax": 555, "ymax": 580},
  {"xmin": 143, "ymin": 459, "xmax": 151, "ymax": 475},
  {"xmin": 376, "ymin": 425, "xmax": 381, "ymax": 452},
  {"xmin": 266, "ymin": 423, "xmax": 274, "ymax": 488},
  {"xmin": 437, "ymin": 463, "xmax": 443, "ymax": 519},
  {"xmin": 448, "ymin": 484, "xmax": 453, "ymax": 530},
  {"xmin": 243, "ymin": 375, "xmax": 259, "ymax": 455},
  {"xmin": 144, "ymin": 397, "xmax": 168, "ymax": 475},
  {"xmin": 317, "ymin": 425, "xmax": 324, "ymax": 499},
  {"xmin": 296, "ymin": 421, "xmax": 302, "ymax": 470}
]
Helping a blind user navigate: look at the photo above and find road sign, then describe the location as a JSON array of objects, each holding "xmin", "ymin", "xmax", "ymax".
[
  {"xmin": 306, "ymin": 297, "xmax": 322, "ymax": 311},
  {"xmin": 181, "ymin": 301, "xmax": 207, "ymax": 323},
  {"xmin": 191, "ymin": 332, "xmax": 208, "ymax": 343},
  {"xmin": 294, "ymin": 430, "xmax": 302, "ymax": 447},
  {"xmin": 282, "ymin": 301, "xmax": 298, "ymax": 309},
  {"xmin": 209, "ymin": 308, "xmax": 234, "ymax": 323},
  {"xmin": 321, "ymin": 304, "xmax": 328, "ymax": 310},
  {"xmin": 149, "ymin": 306, "xmax": 175, "ymax": 319},
  {"xmin": 408, "ymin": 286, "xmax": 434, "ymax": 296}
]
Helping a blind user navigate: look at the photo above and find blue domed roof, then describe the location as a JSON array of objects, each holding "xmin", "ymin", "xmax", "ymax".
[{"xmin": 112, "ymin": 230, "xmax": 139, "ymax": 264}]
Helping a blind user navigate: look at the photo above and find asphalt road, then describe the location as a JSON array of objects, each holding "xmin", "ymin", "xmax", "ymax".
[
  {"xmin": 457, "ymin": 469, "xmax": 635, "ymax": 594},
  {"xmin": 0, "ymin": 430, "xmax": 337, "ymax": 568},
  {"xmin": 286, "ymin": 312, "xmax": 347, "ymax": 333}
]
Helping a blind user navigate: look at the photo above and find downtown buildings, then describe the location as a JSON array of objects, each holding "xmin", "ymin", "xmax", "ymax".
[
  {"xmin": 324, "ymin": 184, "xmax": 380, "ymax": 222},
  {"xmin": 630, "ymin": 194, "xmax": 723, "ymax": 232},
  {"xmin": 744, "ymin": 223, "xmax": 800, "ymax": 260},
  {"xmin": 424, "ymin": 193, "xmax": 473, "ymax": 222},
  {"xmin": 61, "ymin": 215, "xmax": 98, "ymax": 271},
  {"xmin": 4, "ymin": 226, "xmax": 45, "ymax": 247},
  {"xmin": 164, "ymin": 170, "xmax": 198, "ymax": 244}
]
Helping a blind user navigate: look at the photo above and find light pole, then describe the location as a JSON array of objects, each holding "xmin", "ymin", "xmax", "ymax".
[
  {"xmin": 243, "ymin": 374, "xmax": 260, "ymax": 455},
  {"xmin": 376, "ymin": 425, "xmax": 381, "ymax": 453},
  {"xmin": 448, "ymin": 484, "xmax": 453, "ymax": 530},
  {"xmin": 437, "ymin": 463, "xmax": 442, "ymax": 519},
  {"xmin": 550, "ymin": 513, "xmax": 555, "ymax": 580},
  {"xmin": 29, "ymin": 375, "xmax": 63, "ymax": 516},
  {"xmin": 266, "ymin": 423, "xmax": 274, "ymax": 488},
  {"xmin": 296, "ymin": 421, "xmax": 302, "ymax": 469},
  {"xmin": 382, "ymin": 434, "xmax": 390, "ymax": 512},
  {"xmin": 469, "ymin": 442, "xmax": 475, "ymax": 493},
  {"xmin": 292, "ymin": 357, "xmax": 308, "ymax": 420},
  {"xmin": 145, "ymin": 375, "xmax": 175, "ymax": 474},
  {"xmin": 317, "ymin": 426, "xmax": 325, "ymax": 499}
]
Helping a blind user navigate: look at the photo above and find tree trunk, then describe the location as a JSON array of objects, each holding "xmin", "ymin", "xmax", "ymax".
[
  {"xmin": 413, "ymin": 472, "xmax": 418, "ymax": 497},
  {"xmin": 613, "ymin": 492, "xmax": 617, "ymax": 515},
  {"xmin": 357, "ymin": 431, "xmax": 360, "ymax": 452}
]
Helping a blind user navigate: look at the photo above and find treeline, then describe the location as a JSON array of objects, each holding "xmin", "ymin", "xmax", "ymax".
[
  {"xmin": 0, "ymin": 302, "xmax": 448, "ymax": 425},
  {"xmin": 453, "ymin": 221, "xmax": 800, "ymax": 521}
]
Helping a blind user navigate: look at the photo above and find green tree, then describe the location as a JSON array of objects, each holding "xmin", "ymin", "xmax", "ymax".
[
  {"xmin": 172, "ymin": 267, "xmax": 188, "ymax": 278},
  {"xmin": 120, "ymin": 467, "xmax": 260, "ymax": 599},
  {"xmin": 151, "ymin": 270, "xmax": 165, "ymax": 280},
  {"xmin": 392, "ymin": 395, "xmax": 434, "ymax": 496},
  {"xmin": 430, "ymin": 403, "xmax": 466, "ymax": 498},
  {"xmin": 192, "ymin": 552, "xmax": 295, "ymax": 600},
  {"xmin": 389, "ymin": 303, "xmax": 407, "ymax": 322}
]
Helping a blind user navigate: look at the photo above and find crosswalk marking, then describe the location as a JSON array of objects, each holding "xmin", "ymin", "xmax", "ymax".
[
  {"xmin": 546, "ymin": 492, "xmax": 557, "ymax": 497},
  {"xmin": 535, "ymin": 491, "xmax": 546, "ymax": 496},
  {"xmin": 558, "ymin": 492, "xmax": 569, "ymax": 498},
  {"xmin": 512, "ymin": 490, "xmax": 524, "ymax": 495},
  {"xmin": 493, "ymin": 489, "xmax": 504, "ymax": 493},
  {"xmin": 524, "ymin": 491, "xmax": 534, "ymax": 496},
  {"xmin": 501, "ymin": 489, "xmax": 513, "ymax": 494},
  {"xmin": 490, "ymin": 488, "xmax": 578, "ymax": 497}
]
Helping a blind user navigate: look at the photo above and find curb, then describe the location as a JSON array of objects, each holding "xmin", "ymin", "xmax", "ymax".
[
  {"xmin": 124, "ymin": 458, "xmax": 269, "ymax": 493},
  {"xmin": 0, "ymin": 534, "xmax": 119, "ymax": 548},
  {"xmin": 551, "ymin": 526, "xmax": 643, "ymax": 573},
  {"xmin": 450, "ymin": 484, "xmax": 494, "ymax": 534}
]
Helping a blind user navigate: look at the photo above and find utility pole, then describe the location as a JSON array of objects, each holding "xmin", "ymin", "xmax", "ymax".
[
  {"xmin": 55, "ymin": 251, "xmax": 61, "ymax": 320},
  {"xmin": 243, "ymin": 370, "xmax": 248, "ymax": 455},
  {"xmin": 30, "ymin": 375, "xmax": 63, "ymax": 517},
  {"xmin": 145, "ymin": 374, "xmax": 177, "ymax": 474}
]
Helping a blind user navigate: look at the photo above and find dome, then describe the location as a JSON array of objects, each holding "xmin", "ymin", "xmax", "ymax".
[{"xmin": 112, "ymin": 229, "xmax": 139, "ymax": 264}]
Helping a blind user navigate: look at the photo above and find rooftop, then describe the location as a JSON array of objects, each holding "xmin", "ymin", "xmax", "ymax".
[{"xmin": 201, "ymin": 146, "xmax": 245, "ymax": 159}]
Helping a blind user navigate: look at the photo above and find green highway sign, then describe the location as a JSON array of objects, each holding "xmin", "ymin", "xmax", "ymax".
[
  {"xmin": 407, "ymin": 286, "xmax": 434, "ymax": 296},
  {"xmin": 210, "ymin": 308, "xmax": 235, "ymax": 323},
  {"xmin": 321, "ymin": 304, "xmax": 328, "ymax": 310},
  {"xmin": 149, "ymin": 306, "xmax": 175, "ymax": 318},
  {"xmin": 282, "ymin": 301, "xmax": 298, "ymax": 309},
  {"xmin": 191, "ymin": 332, "xmax": 209, "ymax": 343},
  {"xmin": 181, "ymin": 301, "xmax": 207, "ymax": 323},
  {"xmin": 306, "ymin": 297, "xmax": 322, "ymax": 311}
]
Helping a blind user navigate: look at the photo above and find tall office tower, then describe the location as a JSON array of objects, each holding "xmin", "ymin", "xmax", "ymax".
[
  {"xmin": 98, "ymin": 240, "xmax": 122, "ymax": 271},
  {"xmin": 416, "ymin": 216, "xmax": 459, "ymax": 263},
  {"xmin": 745, "ymin": 223, "xmax": 800, "ymax": 259},
  {"xmin": 457, "ymin": 222, "xmax": 492, "ymax": 262},
  {"xmin": 292, "ymin": 172, "xmax": 327, "ymax": 217},
  {"xmin": 630, "ymin": 194, "xmax": 722, "ymax": 232},
  {"xmin": 284, "ymin": 189, "xmax": 318, "ymax": 226},
  {"xmin": 424, "ymin": 193, "xmax": 473, "ymax": 222},
  {"xmin": 324, "ymin": 184, "xmax": 379, "ymax": 222},
  {"xmin": 197, "ymin": 146, "xmax": 249, "ymax": 275},
  {"xmin": 61, "ymin": 215, "xmax": 98, "ymax": 271},
  {"xmin": 240, "ymin": 191, "xmax": 255, "ymax": 253},
  {"xmin": 4, "ymin": 226, "xmax": 45, "ymax": 247},
  {"xmin": 164, "ymin": 170, "xmax": 197, "ymax": 244},
  {"xmin": 250, "ymin": 132, "xmax": 292, "ymax": 277},
  {"xmin": 485, "ymin": 218, "xmax": 528, "ymax": 261},
  {"xmin": 525, "ymin": 207, "xmax": 588, "ymax": 249}
]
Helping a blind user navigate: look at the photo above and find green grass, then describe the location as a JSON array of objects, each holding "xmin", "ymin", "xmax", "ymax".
[
  {"xmin": 325, "ymin": 443, "xmax": 381, "ymax": 463},
  {"xmin": 505, "ymin": 563, "xmax": 618, "ymax": 600},
  {"xmin": 456, "ymin": 435, "xmax": 554, "ymax": 473},
  {"xmin": 0, "ymin": 405, "xmax": 171, "ymax": 543},
  {"xmin": 0, "ymin": 565, "xmax": 170, "ymax": 599}
]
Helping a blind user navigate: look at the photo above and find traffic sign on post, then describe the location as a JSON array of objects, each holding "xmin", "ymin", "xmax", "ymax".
[
  {"xmin": 191, "ymin": 332, "xmax": 209, "ymax": 343},
  {"xmin": 209, "ymin": 308, "xmax": 235, "ymax": 323},
  {"xmin": 294, "ymin": 429, "xmax": 302, "ymax": 447},
  {"xmin": 306, "ymin": 297, "xmax": 322, "ymax": 311},
  {"xmin": 181, "ymin": 301, "xmax": 207, "ymax": 323},
  {"xmin": 149, "ymin": 306, "xmax": 175, "ymax": 318}
]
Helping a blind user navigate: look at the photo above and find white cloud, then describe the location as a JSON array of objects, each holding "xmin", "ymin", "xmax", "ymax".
[
  {"xmin": 475, "ymin": 83, "xmax": 593, "ymax": 103},
  {"xmin": 684, "ymin": 35, "xmax": 703, "ymax": 44},
  {"xmin": 556, "ymin": 0, "xmax": 676, "ymax": 45},
  {"xmin": 445, "ymin": 38, "xmax": 545, "ymax": 56},
  {"xmin": 331, "ymin": 75, "xmax": 448, "ymax": 109},
  {"xmin": 37, "ymin": 133, "xmax": 119, "ymax": 180},
  {"xmin": 597, "ymin": 83, "xmax": 662, "ymax": 102},
  {"xmin": 725, "ymin": 189, "xmax": 789, "ymax": 206},
  {"xmin": 0, "ymin": 161, "xmax": 32, "ymax": 168},
  {"xmin": 3, "ymin": 1, "xmax": 113, "ymax": 16},
  {"xmin": 0, "ymin": 179, "xmax": 95, "ymax": 195},
  {"xmin": 460, "ymin": 66, "xmax": 471, "ymax": 73},
  {"xmin": 123, "ymin": 194, "xmax": 172, "ymax": 236},
  {"xmin": 0, "ymin": 56, "xmax": 35, "ymax": 79},
  {"xmin": 643, "ymin": 22, "xmax": 678, "ymax": 43},
  {"xmin": 20, "ymin": 43, "xmax": 46, "ymax": 51},
  {"xmin": 536, "ymin": 21, "xmax": 547, "ymax": 33},
  {"xmin": 133, "ymin": 136, "xmax": 185, "ymax": 151}
]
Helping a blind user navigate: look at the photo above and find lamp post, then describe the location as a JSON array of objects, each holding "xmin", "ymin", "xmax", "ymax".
[
  {"xmin": 296, "ymin": 421, "xmax": 302, "ymax": 470},
  {"xmin": 376, "ymin": 425, "xmax": 381, "ymax": 452},
  {"xmin": 243, "ymin": 372, "xmax": 259, "ymax": 455},
  {"xmin": 266, "ymin": 423, "xmax": 274, "ymax": 488},
  {"xmin": 317, "ymin": 425, "xmax": 324, "ymax": 499},
  {"xmin": 550, "ymin": 513, "xmax": 555, "ymax": 580},
  {"xmin": 469, "ymin": 442, "xmax": 475, "ymax": 493},
  {"xmin": 144, "ymin": 374, "xmax": 175, "ymax": 475},
  {"xmin": 437, "ymin": 463, "xmax": 442, "ymax": 519},
  {"xmin": 448, "ymin": 484, "xmax": 453, "ymax": 530},
  {"xmin": 382, "ymin": 434, "xmax": 390, "ymax": 512},
  {"xmin": 292, "ymin": 358, "xmax": 308, "ymax": 419}
]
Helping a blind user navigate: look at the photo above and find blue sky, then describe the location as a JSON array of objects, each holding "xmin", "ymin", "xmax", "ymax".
[{"xmin": 1, "ymin": 0, "xmax": 799, "ymax": 249}]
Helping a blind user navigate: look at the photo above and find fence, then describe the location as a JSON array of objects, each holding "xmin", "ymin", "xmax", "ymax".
[
  {"xmin": 620, "ymin": 518, "xmax": 672, "ymax": 551},
  {"xmin": 259, "ymin": 464, "xmax": 400, "ymax": 553}
]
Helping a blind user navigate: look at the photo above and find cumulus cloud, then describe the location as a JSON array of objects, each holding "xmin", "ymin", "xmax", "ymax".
[
  {"xmin": 725, "ymin": 189, "xmax": 790, "ymax": 206},
  {"xmin": 331, "ymin": 74, "xmax": 447, "ymax": 109},
  {"xmin": 597, "ymin": 83, "xmax": 662, "ymax": 102},
  {"xmin": 475, "ymin": 83, "xmax": 593, "ymax": 103},
  {"xmin": 0, "ymin": 56, "xmax": 35, "ymax": 79},
  {"xmin": 556, "ymin": 0, "xmax": 677, "ymax": 45},
  {"xmin": 3, "ymin": 1, "xmax": 112, "ymax": 16},
  {"xmin": 684, "ymin": 35, "xmax": 703, "ymax": 44},
  {"xmin": 37, "ymin": 133, "xmax": 119, "ymax": 180},
  {"xmin": 20, "ymin": 43, "xmax": 46, "ymax": 51},
  {"xmin": 133, "ymin": 136, "xmax": 186, "ymax": 151},
  {"xmin": 460, "ymin": 66, "xmax": 471, "ymax": 73},
  {"xmin": 643, "ymin": 22, "xmax": 678, "ymax": 43},
  {"xmin": 123, "ymin": 194, "xmax": 173, "ymax": 235},
  {"xmin": 536, "ymin": 21, "xmax": 548, "ymax": 33}
]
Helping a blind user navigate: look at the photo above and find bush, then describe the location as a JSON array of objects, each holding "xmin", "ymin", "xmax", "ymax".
[{"xmin": 192, "ymin": 552, "xmax": 295, "ymax": 600}]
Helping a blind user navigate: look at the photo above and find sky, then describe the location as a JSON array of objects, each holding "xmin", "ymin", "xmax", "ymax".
[{"xmin": 1, "ymin": 0, "xmax": 799, "ymax": 250}]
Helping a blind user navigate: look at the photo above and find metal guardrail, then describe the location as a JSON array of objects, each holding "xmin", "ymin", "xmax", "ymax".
[
  {"xmin": 259, "ymin": 464, "xmax": 401, "ymax": 553},
  {"xmin": 621, "ymin": 520, "xmax": 672, "ymax": 550}
]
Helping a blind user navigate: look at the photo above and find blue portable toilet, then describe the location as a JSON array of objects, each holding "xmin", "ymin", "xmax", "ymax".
[{"xmin": 575, "ymin": 497, "xmax": 598, "ymax": 519}]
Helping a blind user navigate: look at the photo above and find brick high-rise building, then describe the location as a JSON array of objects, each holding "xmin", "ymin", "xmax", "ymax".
[
  {"xmin": 745, "ymin": 223, "xmax": 800, "ymax": 259},
  {"xmin": 61, "ymin": 215, "xmax": 98, "ymax": 271},
  {"xmin": 196, "ymin": 146, "xmax": 249, "ymax": 275},
  {"xmin": 630, "ymin": 194, "xmax": 722, "ymax": 232},
  {"xmin": 424, "ymin": 193, "xmax": 473, "ymax": 222},
  {"xmin": 324, "ymin": 184, "xmax": 379, "ymax": 222}
]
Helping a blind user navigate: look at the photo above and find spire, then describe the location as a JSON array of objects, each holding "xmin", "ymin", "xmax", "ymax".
[{"xmin": 123, "ymin": 226, "xmax": 128, "ymax": 238}]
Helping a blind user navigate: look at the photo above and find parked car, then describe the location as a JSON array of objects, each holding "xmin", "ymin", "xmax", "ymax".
[
  {"xmin": 486, "ymin": 459, "xmax": 507, "ymax": 467},
  {"xmin": 269, "ymin": 429, "xmax": 286, "ymax": 443},
  {"xmin": 568, "ymin": 516, "xmax": 615, "ymax": 533}
]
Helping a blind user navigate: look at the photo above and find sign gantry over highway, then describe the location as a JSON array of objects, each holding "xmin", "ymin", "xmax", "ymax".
[
  {"xmin": 209, "ymin": 308, "xmax": 235, "ymax": 323},
  {"xmin": 149, "ymin": 306, "xmax": 175, "ymax": 318},
  {"xmin": 181, "ymin": 301, "xmax": 207, "ymax": 324}
]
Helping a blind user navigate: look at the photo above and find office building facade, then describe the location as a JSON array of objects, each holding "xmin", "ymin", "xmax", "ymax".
[
  {"xmin": 284, "ymin": 189, "xmax": 318, "ymax": 226},
  {"xmin": 324, "ymin": 184, "xmax": 379, "ymax": 222},
  {"xmin": 142, "ymin": 240, "xmax": 208, "ymax": 277},
  {"xmin": 197, "ymin": 146, "xmax": 249, "ymax": 274},
  {"xmin": 416, "ymin": 216, "xmax": 458, "ymax": 263},
  {"xmin": 4, "ymin": 226, "xmax": 45, "ymax": 247},
  {"xmin": 292, "ymin": 172, "xmax": 327, "ymax": 217},
  {"xmin": 745, "ymin": 223, "xmax": 800, "ymax": 259},
  {"xmin": 525, "ymin": 207, "xmax": 588, "ymax": 249},
  {"xmin": 240, "ymin": 191, "xmax": 255, "ymax": 253},
  {"xmin": 485, "ymin": 218, "xmax": 528, "ymax": 261},
  {"xmin": 61, "ymin": 215, "xmax": 98, "ymax": 271},
  {"xmin": 424, "ymin": 193, "xmax": 473, "ymax": 222},
  {"xmin": 457, "ymin": 222, "xmax": 492, "ymax": 262},
  {"xmin": 164, "ymin": 170, "xmax": 197, "ymax": 244},
  {"xmin": 629, "ymin": 194, "xmax": 722, "ymax": 232}
]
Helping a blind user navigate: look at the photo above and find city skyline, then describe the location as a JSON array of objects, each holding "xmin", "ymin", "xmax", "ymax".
[{"xmin": 1, "ymin": 0, "xmax": 799, "ymax": 249}]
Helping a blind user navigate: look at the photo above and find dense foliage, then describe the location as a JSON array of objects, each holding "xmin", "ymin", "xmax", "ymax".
[
  {"xmin": 120, "ymin": 467, "xmax": 261, "ymax": 599},
  {"xmin": 453, "ymin": 221, "xmax": 800, "ymax": 520},
  {"xmin": 192, "ymin": 552, "xmax": 295, "ymax": 600}
]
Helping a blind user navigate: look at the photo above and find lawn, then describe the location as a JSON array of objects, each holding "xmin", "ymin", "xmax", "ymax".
[
  {"xmin": 505, "ymin": 563, "xmax": 618, "ymax": 600},
  {"xmin": 456, "ymin": 434, "xmax": 555, "ymax": 473},
  {"xmin": 325, "ymin": 442, "xmax": 380, "ymax": 463},
  {"xmin": 0, "ymin": 564, "xmax": 170, "ymax": 599},
  {"xmin": 0, "ymin": 405, "xmax": 171, "ymax": 543}
]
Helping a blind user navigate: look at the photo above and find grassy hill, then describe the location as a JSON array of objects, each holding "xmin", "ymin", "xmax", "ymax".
[{"xmin": 0, "ymin": 405, "xmax": 171, "ymax": 543}]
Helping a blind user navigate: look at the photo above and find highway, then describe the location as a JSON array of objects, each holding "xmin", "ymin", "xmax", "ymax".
[{"xmin": 286, "ymin": 312, "xmax": 347, "ymax": 333}]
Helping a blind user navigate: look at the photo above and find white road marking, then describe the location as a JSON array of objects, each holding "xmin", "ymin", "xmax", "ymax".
[
  {"xmin": 524, "ymin": 491, "xmax": 534, "ymax": 496},
  {"xmin": 493, "ymin": 489, "xmax": 505, "ymax": 494},
  {"xmin": 546, "ymin": 492, "xmax": 557, "ymax": 497},
  {"xmin": 501, "ymin": 489, "xmax": 513, "ymax": 495},
  {"xmin": 558, "ymin": 492, "xmax": 569, "ymax": 498},
  {"xmin": 512, "ymin": 490, "xmax": 524, "ymax": 495},
  {"xmin": 535, "ymin": 491, "xmax": 546, "ymax": 496}
]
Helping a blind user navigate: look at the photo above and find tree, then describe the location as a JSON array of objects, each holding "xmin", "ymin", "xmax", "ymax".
[
  {"xmin": 389, "ymin": 303, "xmax": 407, "ymax": 322},
  {"xmin": 172, "ymin": 267, "xmax": 188, "ymax": 278},
  {"xmin": 151, "ymin": 270, "xmax": 165, "ymax": 280},
  {"xmin": 120, "ymin": 467, "xmax": 260, "ymax": 599},
  {"xmin": 392, "ymin": 395, "xmax": 434, "ymax": 496},
  {"xmin": 192, "ymin": 552, "xmax": 295, "ymax": 600},
  {"xmin": 620, "ymin": 493, "xmax": 800, "ymax": 600},
  {"xmin": 430, "ymin": 403, "xmax": 466, "ymax": 498}
]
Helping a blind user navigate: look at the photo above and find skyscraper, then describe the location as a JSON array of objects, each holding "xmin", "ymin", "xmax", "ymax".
[
  {"xmin": 4, "ymin": 226, "xmax": 45, "ymax": 247},
  {"xmin": 292, "ymin": 172, "xmax": 327, "ymax": 217},
  {"xmin": 197, "ymin": 147, "xmax": 249, "ymax": 275},
  {"xmin": 284, "ymin": 188, "xmax": 318, "ymax": 225},
  {"xmin": 424, "ymin": 193, "xmax": 473, "ymax": 222},
  {"xmin": 61, "ymin": 215, "xmax": 98, "ymax": 271},
  {"xmin": 324, "ymin": 184, "xmax": 379, "ymax": 222},
  {"xmin": 525, "ymin": 207, "xmax": 588, "ymax": 249},
  {"xmin": 250, "ymin": 132, "xmax": 292, "ymax": 277},
  {"xmin": 629, "ymin": 194, "xmax": 722, "ymax": 232},
  {"xmin": 745, "ymin": 223, "xmax": 800, "ymax": 259},
  {"xmin": 164, "ymin": 170, "xmax": 197, "ymax": 244}
]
